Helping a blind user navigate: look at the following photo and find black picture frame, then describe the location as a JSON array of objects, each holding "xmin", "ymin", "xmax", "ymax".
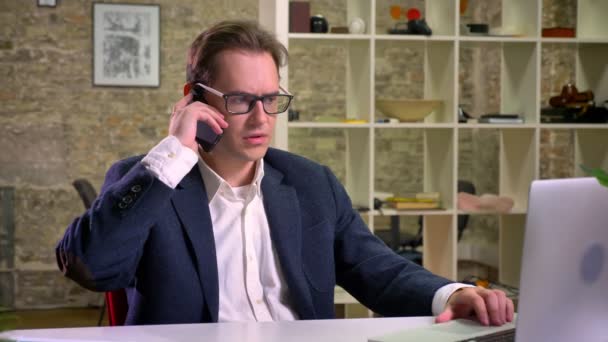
[{"xmin": 92, "ymin": 3, "xmax": 160, "ymax": 87}]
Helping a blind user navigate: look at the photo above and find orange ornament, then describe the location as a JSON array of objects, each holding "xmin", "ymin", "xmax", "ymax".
[{"xmin": 390, "ymin": 5, "xmax": 402, "ymax": 20}]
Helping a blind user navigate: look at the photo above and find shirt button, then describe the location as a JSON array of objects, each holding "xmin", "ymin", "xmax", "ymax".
[
  {"xmin": 122, "ymin": 195, "xmax": 133, "ymax": 204},
  {"xmin": 118, "ymin": 202, "xmax": 127, "ymax": 209},
  {"xmin": 131, "ymin": 185, "xmax": 142, "ymax": 193},
  {"xmin": 168, "ymin": 152, "xmax": 176, "ymax": 158},
  {"xmin": 248, "ymin": 255, "xmax": 253, "ymax": 261},
  {"xmin": 256, "ymin": 299, "xmax": 263, "ymax": 305}
]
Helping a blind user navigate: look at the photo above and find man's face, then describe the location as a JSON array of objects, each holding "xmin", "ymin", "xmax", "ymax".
[{"xmin": 205, "ymin": 50, "xmax": 278, "ymax": 165}]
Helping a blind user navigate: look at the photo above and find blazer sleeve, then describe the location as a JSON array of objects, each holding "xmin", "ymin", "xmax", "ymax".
[
  {"xmin": 325, "ymin": 166, "xmax": 453, "ymax": 316},
  {"xmin": 56, "ymin": 159, "xmax": 174, "ymax": 292}
]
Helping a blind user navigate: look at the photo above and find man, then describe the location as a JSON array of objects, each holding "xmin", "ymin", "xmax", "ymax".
[{"xmin": 57, "ymin": 20, "xmax": 513, "ymax": 326}]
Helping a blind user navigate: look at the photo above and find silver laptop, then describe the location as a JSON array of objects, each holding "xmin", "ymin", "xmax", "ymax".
[{"xmin": 370, "ymin": 177, "xmax": 608, "ymax": 342}]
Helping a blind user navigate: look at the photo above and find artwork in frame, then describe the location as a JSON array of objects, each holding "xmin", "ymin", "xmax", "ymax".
[{"xmin": 93, "ymin": 3, "xmax": 160, "ymax": 87}]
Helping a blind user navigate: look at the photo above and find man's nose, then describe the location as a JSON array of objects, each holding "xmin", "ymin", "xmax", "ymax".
[{"xmin": 249, "ymin": 99, "xmax": 268, "ymax": 123}]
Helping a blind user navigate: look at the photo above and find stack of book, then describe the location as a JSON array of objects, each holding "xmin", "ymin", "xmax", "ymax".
[
  {"xmin": 477, "ymin": 114, "xmax": 524, "ymax": 124},
  {"xmin": 384, "ymin": 192, "xmax": 441, "ymax": 210}
]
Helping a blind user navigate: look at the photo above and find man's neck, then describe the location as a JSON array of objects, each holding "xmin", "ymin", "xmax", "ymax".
[{"xmin": 200, "ymin": 151, "xmax": 258, "ymax": 187}]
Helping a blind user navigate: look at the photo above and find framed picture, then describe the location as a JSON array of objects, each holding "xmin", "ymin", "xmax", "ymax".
[{"xmin": 93, "ymin": 3, "xmax": 160, "ymax": 87}]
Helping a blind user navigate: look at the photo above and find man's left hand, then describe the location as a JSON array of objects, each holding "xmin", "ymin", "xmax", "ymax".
[{"xmin": 435, "ymin": 287, "xmax": 514, "ymax": 326}]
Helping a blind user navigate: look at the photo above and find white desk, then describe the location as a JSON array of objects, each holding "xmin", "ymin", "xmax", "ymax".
[{"xmin": 0, "ymin": 317, "xmax": 434, "ymax": 342}]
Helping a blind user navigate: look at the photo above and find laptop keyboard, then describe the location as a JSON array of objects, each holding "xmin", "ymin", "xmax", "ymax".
[{"xmin": 456, "ymin": 327, "xmax": 516, "ymax": 342}]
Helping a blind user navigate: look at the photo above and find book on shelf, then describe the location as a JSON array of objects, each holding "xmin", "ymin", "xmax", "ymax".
[
  {"xmin": 388, "ymin": 201, "xmax": 441, "ymax": 210},
  {"xmin": 477, "ymin": 114, "xmax": 524, "ymax": 124},
  {"xmin": 478, "ymin": 117, "xmax": 524, "ymax": 124},
  {"xmin": 384, "ymin": 192, "xmax": 441, "ymax": 210}
]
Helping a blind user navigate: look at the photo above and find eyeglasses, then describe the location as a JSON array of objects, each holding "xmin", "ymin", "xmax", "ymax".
[{"xmin": 195, "ymin": 83, "xmax": 294, "ymax": 115}]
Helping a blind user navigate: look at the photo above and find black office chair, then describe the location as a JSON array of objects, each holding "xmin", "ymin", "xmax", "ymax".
[
  {"xmin": 377, "ymin": 180, "xmax": 476, "ymax": 265},
  {"xmin": 72, "ymin": 179, "xmax": 97, "ymax": 209},
  {"xmin": 72, "ymin": 179, "xmax": 106, "ymax": 326}
]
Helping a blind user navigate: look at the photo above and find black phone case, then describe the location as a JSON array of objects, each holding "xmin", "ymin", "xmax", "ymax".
[{"xmin": 191, "ymin": 84, "xmax": 222, "ymax": 152}]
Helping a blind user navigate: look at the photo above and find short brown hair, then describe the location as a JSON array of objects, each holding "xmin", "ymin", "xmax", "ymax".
[{"xmin": 187, "ymin": 20, "xmax": 288, "ymax": 85}]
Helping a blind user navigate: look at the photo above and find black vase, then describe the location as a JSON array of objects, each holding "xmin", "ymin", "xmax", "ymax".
[{"xmin": 310, "ymin": 15, "xmax": 328, "ymax": 33}]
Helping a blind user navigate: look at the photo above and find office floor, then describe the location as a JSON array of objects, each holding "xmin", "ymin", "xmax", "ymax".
[{"xmin": 1, "ymin": 307, "xmax": 105, "ymax": 330}]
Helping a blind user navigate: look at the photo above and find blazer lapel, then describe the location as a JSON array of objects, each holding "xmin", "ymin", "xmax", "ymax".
[
  {"xmin": 262, "ymin": 163, "xmax": 315, "ymax": 319},
  {"xmin": 171, "ymin": 166, "xmax": 219, "ymax": 322}
]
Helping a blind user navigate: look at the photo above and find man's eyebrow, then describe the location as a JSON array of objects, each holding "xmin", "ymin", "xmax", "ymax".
[{"xmin": 224, "ymin": 90, "xmax": 281, "ymax": 96}]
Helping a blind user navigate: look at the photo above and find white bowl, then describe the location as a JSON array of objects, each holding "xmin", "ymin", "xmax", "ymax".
[{"xmin": 376, "ymin": 99, "xmax": 443, "ymax": 122}]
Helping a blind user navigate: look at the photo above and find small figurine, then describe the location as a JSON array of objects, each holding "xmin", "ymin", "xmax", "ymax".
[{"xmin": 388, "ymin": 6, "xmax": 432, "ymax": 35}]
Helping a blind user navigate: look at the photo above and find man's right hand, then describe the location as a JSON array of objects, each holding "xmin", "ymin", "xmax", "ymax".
[{"xmin": 168, "ymin": 93, "xmax": 229, "ymax": 152}]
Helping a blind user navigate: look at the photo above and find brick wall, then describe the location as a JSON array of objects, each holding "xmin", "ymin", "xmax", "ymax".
[
  {"xmin": 0, "ymin": 0, "xmax": 256, "ymax": 309},
  {"xmin": 0, "ymin": 0, "xmax": 577, "ymax": 309}
]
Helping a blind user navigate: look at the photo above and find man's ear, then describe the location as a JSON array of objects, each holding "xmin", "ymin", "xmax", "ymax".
[{"xmin": 183, "ymin": 83, "xmax": 192, "ymax": 96}]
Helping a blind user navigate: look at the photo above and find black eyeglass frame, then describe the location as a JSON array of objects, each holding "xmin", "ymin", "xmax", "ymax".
[{"xmin": 195, "ymin": 82, "xmax": 294, "ymax": 115}]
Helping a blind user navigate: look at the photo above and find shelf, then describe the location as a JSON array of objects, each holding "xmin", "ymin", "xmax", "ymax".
[
  {"xmin": 287, "ymin": 38, "xmax": 371, "ymax": 123},
  {"xmin": 457, "ymin": 209, "xmax": 528, "ymax": 216},
  {"xmin": 288, "ymin": 33, "xmax": 371, "ymax": 40},
  {"xmin": 373, "ymin": 209, "xmax": 454, "ymax": 216},
  {"xmin": 459, "ymin": 123, "xmax": 536, "ymax": 129},
  {"xmin": 374, "ymin": 123, "xmax": 454, "ymax": 129},
  {"xmin": 539, "ymin": 124, "xmax": 608, "ymax": 129},
  {"xmin": 374, "ymin": 0, "xmax": 456, "ymax": 37},
  {"xmin": 263, "ymin": 0, "xmax": 608, "ymax": 298},
  {"xmin": 459, "ymin": 40, "xmax": 538, "ymax": 124},
  {"xmin": 541, "ymin": 38, "xmax": 608, "ymax": 44},
  {"xmin": 574, "ymin": 38, "xmax": 608, "ymax": 44},
  {"xmin": 288, "ymin": 122, "xmax": 372, "ymax": 128},
  {"xmin": 502, "ymin": 0, "xmax": 540, "ymax": 38},
  {"xmin": 374, "ymin": 34, "xmax": 455, "ymax": 42},
  {"xmin": 459, "ymin": 36, "xmax": 537, "ymax": 43},
  {"xmin": 540, "ymin": 38, "xmax": 577, "ymax": 44},
  {"xmin": 375, "ymin": 39, "xmax": 456, "ymax": 124}
]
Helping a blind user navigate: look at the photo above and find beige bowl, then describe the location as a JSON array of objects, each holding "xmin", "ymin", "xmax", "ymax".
[{"xmin": 376, "ymin": 99, "xmax": 443, "ymax": 122}]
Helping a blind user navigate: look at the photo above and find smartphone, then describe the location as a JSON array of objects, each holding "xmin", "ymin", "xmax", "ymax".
[{"xmin": 190, "ymin": 83, "xmax": 222, "ymax": 152}]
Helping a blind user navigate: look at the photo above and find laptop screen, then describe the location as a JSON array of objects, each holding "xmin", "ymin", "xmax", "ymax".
[{"xmin": 515, "ymin": 177, "xmax": 608, "ymax": 341}]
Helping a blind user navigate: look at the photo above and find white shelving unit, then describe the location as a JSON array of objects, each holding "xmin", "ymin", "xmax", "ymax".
[{"xmin": 259, "ymin": 0, "xmax": 608, "ymax": 315}]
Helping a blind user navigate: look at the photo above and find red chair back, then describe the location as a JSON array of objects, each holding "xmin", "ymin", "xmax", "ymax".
[{"xmin": 105, "ymin": 289, "xmax": 128, "ymax": 326}]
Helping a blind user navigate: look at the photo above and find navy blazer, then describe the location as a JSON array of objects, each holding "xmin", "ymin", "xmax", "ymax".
[{"xmin": 56, "ymin": 148, "xmax": 452, "ymax": 325}]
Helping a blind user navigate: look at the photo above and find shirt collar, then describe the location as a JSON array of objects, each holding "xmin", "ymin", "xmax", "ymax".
[{"xmin": 198, "ymin": 157, "xmax": 265, "ymax": 202}]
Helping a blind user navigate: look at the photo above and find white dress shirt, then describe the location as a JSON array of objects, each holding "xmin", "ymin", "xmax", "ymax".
[{"xmin": 141, "ymin": 136, "xmax": 471, "ymax": 321}]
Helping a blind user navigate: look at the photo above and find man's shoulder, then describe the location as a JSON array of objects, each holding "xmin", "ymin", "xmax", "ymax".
[{"xmin": 264, "ymin": 148, "xmax": 326, "ymax": 175}]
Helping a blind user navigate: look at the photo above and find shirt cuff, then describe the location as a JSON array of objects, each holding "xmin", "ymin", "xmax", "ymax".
[
  {"xmin": 141, "ymin": 136, "xmax": 199, "ymax": 189},
  {"xmin": 432, "ymin": 283, "xmax": 476, "ymax": 316}
]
